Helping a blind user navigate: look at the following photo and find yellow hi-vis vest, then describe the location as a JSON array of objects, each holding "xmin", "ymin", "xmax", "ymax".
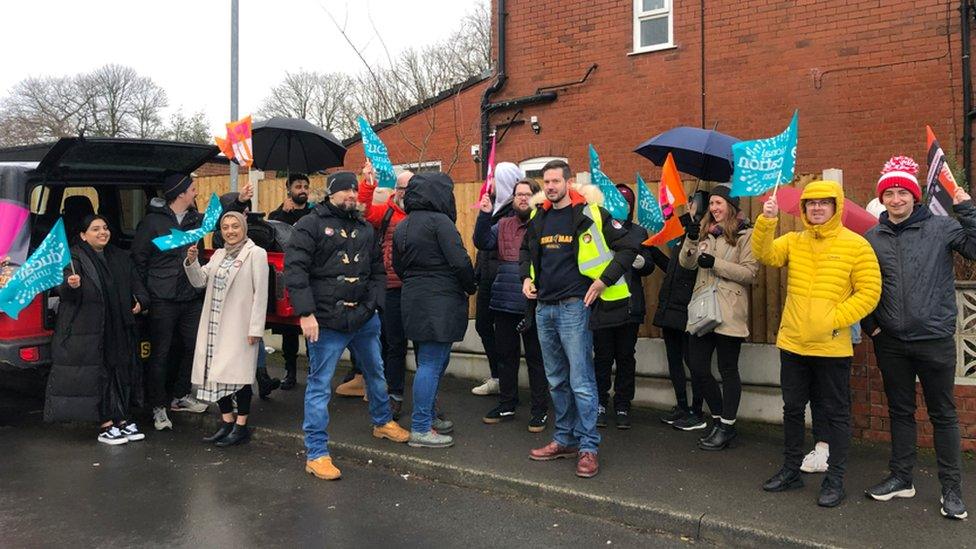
[{"xmin": 529, "ymin": 203, "xmax": 630, "ymax": 302}]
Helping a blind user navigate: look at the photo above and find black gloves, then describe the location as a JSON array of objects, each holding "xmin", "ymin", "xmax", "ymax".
[
  {"xmin": 697, "ymin": 253, "xmax": 715, "ymax": 269},
  {"xmin": 686, "ymin": 224, "xmax": 701, "ymax": 241}
]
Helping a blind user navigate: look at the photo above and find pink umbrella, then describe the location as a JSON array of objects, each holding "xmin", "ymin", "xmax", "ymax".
[{"xmin": 763, "ymin": 187, "xmax": 878, "ymax": 236}]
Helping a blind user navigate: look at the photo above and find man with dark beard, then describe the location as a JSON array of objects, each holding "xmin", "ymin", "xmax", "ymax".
[
  {"xmin": 474, "ymin": 178, "xmax": 549, "ymax": 433},
  {"xmin": 269, "ymin": 173, "xmax": 314, "ymax": 389}
]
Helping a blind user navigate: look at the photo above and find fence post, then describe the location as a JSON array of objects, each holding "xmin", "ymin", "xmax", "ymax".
[{"xmin": 823, "ymin": 168, "xmax": 843, "ymax": 187}]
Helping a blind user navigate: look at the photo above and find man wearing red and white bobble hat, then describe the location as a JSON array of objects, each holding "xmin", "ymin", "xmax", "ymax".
[{"xmin": 862, "ymin": 155, "xmax": 976, "ymax": 520}]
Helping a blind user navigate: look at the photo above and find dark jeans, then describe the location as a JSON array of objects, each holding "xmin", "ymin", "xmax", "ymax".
[
  {"xmin": 687, "ymin": 332, "xmax": 743, "ymax": 421},
  {"xmin": 147, "ymin": 300, "xmax": 202, "ymax": 408},
  {"xmin": 381, "ymin": 288, "xmax": 409, "ymax": 397},
  {"xmin": 494, "ymin": 311, "xmax": 548, "ymax": 415},
  {"xmin": 217, "ymin": 385, "xmax": 253, "ymax": 415},
  {"xmin": 593, "ymin": 322, "xmax": 640, "ymax": 412},
  {"xmin": 475, "ymin": 283, "xmax": 500, "ymax": 378},
  {"xmin": 780, "ymin": 351, "xmax": 852, "ymax": 482},
  {"xmin": 874, "ymin": 333, "xmax": 961, "ymax": 489},
  {"xmin": 662, "ymin": 327, "xmax": 703, "ymax": 414}
]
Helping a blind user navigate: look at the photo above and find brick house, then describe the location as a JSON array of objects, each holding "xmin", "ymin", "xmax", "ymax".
[{"xmin": 341, "ymin": 0, "xmax": 976, "ymax": 449}]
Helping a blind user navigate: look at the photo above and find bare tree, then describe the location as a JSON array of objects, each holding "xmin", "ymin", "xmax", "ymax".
[
  {"xmin": 166, "ymin": 109, "xmax": 211, "ymax": 144},
  {"xmin": 0, "ymin": 75, "xmax": 90, "ymax": 145},
  {"xmin": 258, "ymin": 71, "xmax": 358, "ymax": 137}
]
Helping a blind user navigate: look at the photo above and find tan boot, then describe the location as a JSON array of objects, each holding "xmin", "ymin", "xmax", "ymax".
[
  {"xmin": 335, "ymin": 374, "xmax": 366, "ymax": 397},
  {"xmin": 372, "ymin": 420, "xmax": 410, "ymax": 443},
  {"xmin": 305, "ymin": 456, "xmax": 342, "ymax": 480}
]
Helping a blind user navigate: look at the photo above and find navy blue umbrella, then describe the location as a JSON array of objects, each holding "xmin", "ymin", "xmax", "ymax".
[{"xmin": 634, "ymin": 127, "xmax": 741, "ymax": 182}]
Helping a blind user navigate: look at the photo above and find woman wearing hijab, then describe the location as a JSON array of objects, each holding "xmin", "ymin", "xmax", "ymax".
[
  {"xmin": 185, "ymin": 211, "xmax": 269, "ymax": 447},
  {"xmin": 45, "ymin": 214, "xmax": 150, "ymax": 445}
]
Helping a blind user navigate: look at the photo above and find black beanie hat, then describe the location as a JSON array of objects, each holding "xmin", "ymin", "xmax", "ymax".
[
  {"xmin": 709, "ymin": 184, "xmax": 740, "ymax": 212},
  {"xmin": 326, "ymin": 171, "xmax": 358, "ymax": 195},
  {"xmin": 163, "ymin": 173, "xmax": 192, "ymax": 202}
]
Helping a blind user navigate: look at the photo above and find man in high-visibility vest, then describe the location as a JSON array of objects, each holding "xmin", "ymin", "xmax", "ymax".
[{"xmin": 519, "ymin": 159, "xmax": 638, "ymax": 478}]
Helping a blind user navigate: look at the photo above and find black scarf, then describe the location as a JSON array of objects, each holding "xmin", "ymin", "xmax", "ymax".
[{"xmin": 78, "ymin": 243, "xmax": 134, "ymax": 371}]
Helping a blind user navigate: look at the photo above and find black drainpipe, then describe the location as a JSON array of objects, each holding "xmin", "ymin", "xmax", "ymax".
[
  {"xmin": 962, "ymin": 0, "xmax": 973, "ymax": 188},
  {"xmin": 480, "ymin": 0, "xmax": 508, "ymax": 179}
]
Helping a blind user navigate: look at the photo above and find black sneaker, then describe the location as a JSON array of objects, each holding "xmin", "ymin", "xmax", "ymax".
[
  {"xmin": 483, "ymin": 405, "xmax": 516, "ymax": 424},
  {"xmin": 672, "ymin": 411, "xmax": 708, "ymax": 431},
  {"xmin": 818, "ymin": 477, "xmax": 846, "ymax": 508},
  {"xmin": 615, "ymin": 410, "xmax": 631, "ymax": 430},
  {"xmin": 941, "ymin": 485, "xmax": 969, "ymax": 520},
  {"xmin": 659, "ymin": 406, "xmax": 686, "ymax": 425},
  {"xmin": 763, "ymin": 467, "xmax": 804, "ymax": 492},
  {"xmin": 528, "ymin": 412, "xmax": 548, "ymax": 433},
  {"xmin": 865, "ymin": 474, "xmax": 915, "ymax": 501},
  {"xmin": 596, "ymin": 406, "xmax": 608, "ymax": 428}
]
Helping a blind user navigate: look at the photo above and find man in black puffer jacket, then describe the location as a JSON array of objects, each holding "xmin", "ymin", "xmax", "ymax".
[{"xmin": 285, "ymin": 171, "xmax": 409, "ymax": 481}]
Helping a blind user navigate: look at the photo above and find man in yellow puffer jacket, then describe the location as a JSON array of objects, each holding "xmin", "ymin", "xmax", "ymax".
[{"xmin": 752, "ymin": 180, "xmax": 881, "ymax": 509}]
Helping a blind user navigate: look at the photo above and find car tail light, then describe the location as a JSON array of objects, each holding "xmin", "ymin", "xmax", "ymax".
[{"xmin": 19, "ymin": 346, "xmax": 40, "ymax": 362}]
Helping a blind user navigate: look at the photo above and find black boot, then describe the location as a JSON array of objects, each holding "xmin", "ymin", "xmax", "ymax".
[
  {"xmin": 699, "ymin": 422, "xmax": 736, "ymax": 451},
  {"xmin": 280, "ymin": 364, "xmax": 297, "ymax": 390},
  {"xmin": 698, "ymin": 421, "xmax": 720, "ymax": 443},
  {"xmin": 257, "ymin": 369, "xmax": 281, "ymax": 400},
  {"xmin": 818, "ymin": 477, "xmax": 846, "ymax": 508},
  {"xmin": 215, "ymin": 424, "xmax": 250, "ymax": 447},
  {"xmin": 202, "ymin": 421, "xmax": 235, "ymax": 443}
]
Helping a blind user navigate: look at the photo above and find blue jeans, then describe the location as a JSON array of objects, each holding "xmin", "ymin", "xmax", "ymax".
[
  {"xmin": 411, "ymin": 341, "xmax": 452, "ymax": 433},
  {"xmin": 535, "ymin": 299, "xmax": 601, "ymax": 453},
  {"xmin": 303, "ymin": 314, "xmax": 393, "ymax": 460}
]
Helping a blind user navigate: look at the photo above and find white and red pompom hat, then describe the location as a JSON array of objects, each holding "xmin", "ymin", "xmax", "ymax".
[{"xmin": 877, "ymin": 155, "xmax": 921, "ymax": 202}]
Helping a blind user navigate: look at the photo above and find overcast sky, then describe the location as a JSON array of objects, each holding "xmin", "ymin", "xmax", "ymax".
[{"xmin": 0, "ymin": 0, "xmax": 484, "ymax": 136}]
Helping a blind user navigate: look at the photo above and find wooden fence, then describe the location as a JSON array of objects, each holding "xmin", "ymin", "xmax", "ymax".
[{"xmin": 192, "ymin": 172, "xmax": 821, "ymax": 345}]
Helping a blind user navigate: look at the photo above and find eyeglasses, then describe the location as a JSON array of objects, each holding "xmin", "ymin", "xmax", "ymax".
[
  {"xmin": 805, "ymin": 199, "xmax": 835, "ymax": 208},
  {"xmin": 514, "ymin": 192, "xmax": 534, "ymax": 199}
]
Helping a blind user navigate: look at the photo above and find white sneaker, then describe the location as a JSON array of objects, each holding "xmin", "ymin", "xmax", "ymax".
[
  {"xmin": 800, "ymin": 443, "xmax": 829, "ymax": 473},
  {"xmin": 153, "ymin": 407, "xmax": 173, "ymax": 431},
  {"xmin": 471, "ymin": 377, "xmax": 500, "ymax": 396},
  {"xmin": 119, "ymin": 423, "xmax": 146, "ymax": 441},
  {"xmin": 170, "ymin": 395, "xmax": 208, "ymax": 413},
  {"xmin": 97, "ymin": 427, "xmax": 129, "ymax": 445}
]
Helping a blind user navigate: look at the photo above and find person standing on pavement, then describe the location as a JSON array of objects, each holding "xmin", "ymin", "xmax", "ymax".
[
  {"xmin": 861, "ymin": 156, "xmax": 973, "ymax": 520},
  {"xmin": 591, "ymin": 183, "xmax": 655, "ymax": 430},
  {"xmin": 286, "ymin": 171, "xmax": 409, "ymax": 480},
  {"xmin": 184, "ymin": 211, "xmax": 268, "ymax": 447},
  {"xmin": 131, "ymin": 174, "xmax": 209, "ymax": 431},
  {"xmin": 471, "ymin": 163, "xmax": 524, "ymax": 397},
  {"xmin": 521, "ymin": 160, "xmax": 638, "ymax": 478},
  {"xmin": 393, "ymin": 173, "xmax": 477, "ymax": 448},
  {"xmin": 679, "ymin": 185, "xmax": 757, "ymax": 450},
  {"xmin": 45, "ymin": 214, "xmax": 150, "ymax": 445},
  {"xmin": 474, "ymin": 178, "xmax": 550, "ymax": 432},
  {"xmin": 359, "ymin": 161, "xmax": 413, "ymax": 419},
  {"xmin": 754, "ymin": 180, "xmax": 881, "ymax": 508},
  {"xmin": 268, "ymin": 173, "xmax": 314, "ymax": 391}
]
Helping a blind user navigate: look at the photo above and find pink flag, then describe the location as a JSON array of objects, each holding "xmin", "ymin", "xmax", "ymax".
[{"xmin": 473, "ymin": 135, "xmax": 497, "ymax": 208}]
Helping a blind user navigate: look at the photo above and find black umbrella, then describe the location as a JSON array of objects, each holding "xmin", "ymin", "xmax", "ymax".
[
  {"xmin": 251, "ymin": 117, "xmax": 346, "ymax": 173},
  {"xmin": 634, "ymin": 126, "xmax": 741, "ymax": 182}
]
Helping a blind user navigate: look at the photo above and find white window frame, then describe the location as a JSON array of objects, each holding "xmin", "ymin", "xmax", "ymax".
[
  {"xmin": 519, "ymin": 156, "xmax": 568, "ymax": 178},
  {"xmin": 394, "ymin": 161, "xmax": 441, "ymax": 174},
  {"xmin": 631, "ymin": 0, "xmax": 674, "ymax": 55}
]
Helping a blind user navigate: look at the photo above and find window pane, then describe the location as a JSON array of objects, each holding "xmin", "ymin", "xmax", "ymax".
[
  {"xmin": 640, "ymin": 16, "xmax": 669, "ymax": 47},
  {"xmin": 642, "ymin": 0, "xmax": 665, "ymax": 12}
]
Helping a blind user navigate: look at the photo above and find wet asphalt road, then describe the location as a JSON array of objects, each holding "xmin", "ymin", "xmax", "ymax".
[{"xmin": 0, "ymin": 390, "xmax": 690, "ymax": 549}]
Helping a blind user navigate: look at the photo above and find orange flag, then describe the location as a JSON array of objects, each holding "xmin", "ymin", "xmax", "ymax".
[
  {"xmin": 644, "ymin": 153, "xmax": 688, "ymax": 246},
  {"xmin": 214, "ymin": 136, "xmax": 235, "ymax": 159},
  {"xmin": 226, "ymin": 116, "xmax": 253, "ymax": 168}
]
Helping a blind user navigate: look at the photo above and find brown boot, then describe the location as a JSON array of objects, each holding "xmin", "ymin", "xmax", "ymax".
[
  {"xmin": 372, "ymin": 420, "xmax": 409, "ymax": 443},
  {"xmin": 335, "ymin": 374, "xmax": 365, "ymax": 397},
  {"xmin": 305, "ymin": 456, "xmax": 342, "ymax": 480}
]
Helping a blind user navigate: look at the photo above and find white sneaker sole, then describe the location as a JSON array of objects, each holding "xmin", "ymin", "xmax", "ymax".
[
  {"xmin": 124, "ymin": 433, "xmax": 146, "ymax": 441},
  {"xmin": 408, "ymin": 440, "xmax": 454, "ymax": 448},
  {"xmin": 97, "ymin": 437, "xmax": 128, "ymax": 446},
  {"xmin": 869, "ymin": 486, "xmax": 916, "ymax": 501},
  {"xmin": 941, "ymin": 497, "xmax": 969, "ymax": 519}
]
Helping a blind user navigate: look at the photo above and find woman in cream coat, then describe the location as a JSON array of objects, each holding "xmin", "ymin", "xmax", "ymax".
[{"xmin": 185, "ymin": 211, "xmax": 268, "ymax": 447}]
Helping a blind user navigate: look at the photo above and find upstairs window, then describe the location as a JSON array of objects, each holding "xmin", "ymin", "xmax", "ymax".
[{"xmin": 633, "ymin": 0, "xmax": 673, "ymax": 53}]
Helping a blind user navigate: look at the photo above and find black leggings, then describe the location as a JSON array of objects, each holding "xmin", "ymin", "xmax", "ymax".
[
  {"xmin": 687, "ymin": 332, "xmax": 743, "ymax": 422},
  {"xmin": 217, "ymin": 385, "xmax": 253, "ymax": 416}
]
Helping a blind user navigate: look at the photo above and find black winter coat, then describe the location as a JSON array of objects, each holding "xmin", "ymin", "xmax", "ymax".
[
  {"xmin": 131, "ymin": 198, "xmax": 203, "ymax": 303},
  {"xmin": 285, "ymin": 201, "xmax": 384, "ymax": 333},
  {"xmin": 862, "ymin": 202, "xmax": 976, "ymax": 341},
  {"xmin": 473, "ymin": 202, "xmax": 513, "ymax": 289},
  {"xmin": 45, "ymin": 245, "xmax": 148, "ymax": 423},
  {"xmin": 624, "ymin": 223, "xmax": 655, "ymax": 325},
  {"xmin": 651, "ymin": 238, "xmax": 698, "ymax": 331},
  {"xmin": 394, "ymin": 173, "xmax": 476, "ymax": 342}
]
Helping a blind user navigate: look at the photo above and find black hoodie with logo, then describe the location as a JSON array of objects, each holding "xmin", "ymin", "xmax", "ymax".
[{"xmin": 131, "ymin": 198, "xmax": 203, "ymax": 304}]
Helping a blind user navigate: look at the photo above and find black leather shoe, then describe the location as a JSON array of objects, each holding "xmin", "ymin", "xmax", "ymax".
[
  {"xmin": 763, "ymin": 467, "xmax": 804, "ymax": 492},
  {"xmin": 818, "ymin": 477, "xmax": 846, "ymax": 508},
  {"xmin": 699, "ymin": 423, "xmax": 736, "ymax": 450},
  {"xmin": 215, "ymin": 424, "xmax": 250, "ymax": 447},
  {"xmin": 280, "ymin": 372, "xmax": 297, "ymax": 391},
  {"xmin": 615, "ymin": 410, "xmax": 631, "ymax": 430},
  {"xmin": 257, "ymin": 370, "xmax": 281, "ymax": 400},
  {"xmin": 202, "ymin": 422, "xmax": 235, "ymax": 443},
  {"xmin": 698, "ymin": 422, "xmax": 719, "ymax": 443}
]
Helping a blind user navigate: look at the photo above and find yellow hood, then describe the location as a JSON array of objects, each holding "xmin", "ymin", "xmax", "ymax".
[{"xmin": 799, "ymin": 180, "xmax": 843, "ymax": 238}]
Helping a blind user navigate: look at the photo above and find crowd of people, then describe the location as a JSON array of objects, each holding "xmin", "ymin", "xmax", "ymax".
[{"xmin": 42, "ymin": 155, "xmax": 973, "ymax": 519}]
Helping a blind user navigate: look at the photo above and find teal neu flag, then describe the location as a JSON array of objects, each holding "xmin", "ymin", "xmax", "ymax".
[
  {"xmin": 152, "ymin": 193, "xmax": 222, "ymax": 251},
  {"xmin": 588, "ymin": 144, "xmax": 629, "ymax": 221},
  {"xmin": 730, "ymin": 110, "xmax": 798, "ymax": 197},
  {"xmin": 635, "ymin": 173, "xmax": 664, "ymax": 234},
  {"xmin": 357, "ymin": 116, "xmax": 396, "ymax": 189},
  {"xmin": 0, "ymin": 217, "xmax": 71, "ymax": 319}
]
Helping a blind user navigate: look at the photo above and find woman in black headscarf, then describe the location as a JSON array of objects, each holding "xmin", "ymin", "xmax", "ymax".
[{"xmin": 45, "ymin": 214, "xmax": 149, "ymax": 445}]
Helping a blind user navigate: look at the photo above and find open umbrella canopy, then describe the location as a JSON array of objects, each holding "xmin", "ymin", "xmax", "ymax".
[
  {"xmin": 252, "ymin": 117, "xmax": 346, "ymax": 173},
  {"xmin": 634, "ymin": 127, "xmax": 740, "ymax": 182},
  {"xmin": 765, "ymin": 186, "xmax": 878, "ymax": 236}
]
